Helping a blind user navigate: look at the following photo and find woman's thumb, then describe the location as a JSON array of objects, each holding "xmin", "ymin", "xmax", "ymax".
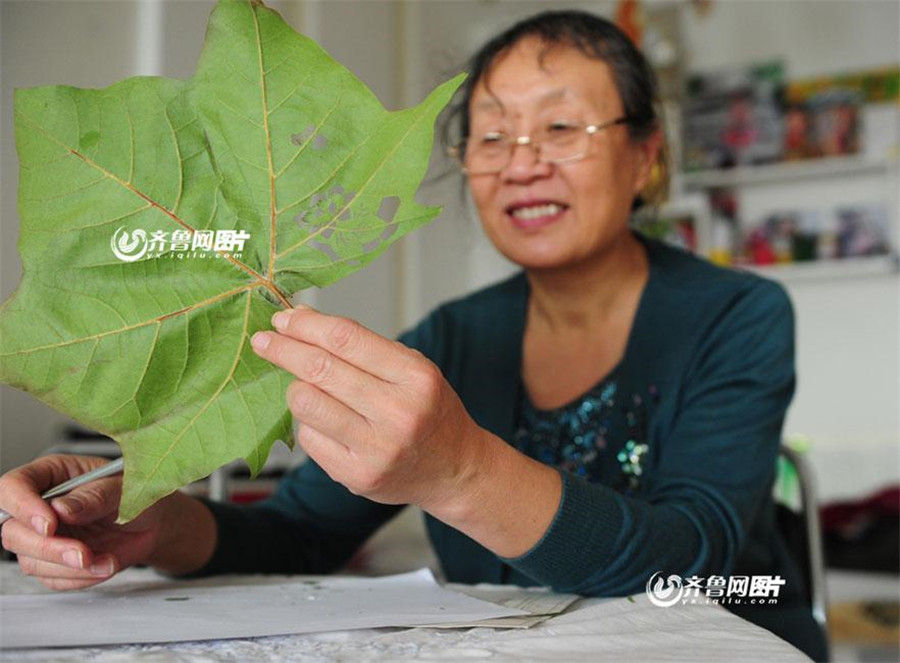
[{"xmin": 51, "ymin": 477, "xmax": 122, "ymax": 525}]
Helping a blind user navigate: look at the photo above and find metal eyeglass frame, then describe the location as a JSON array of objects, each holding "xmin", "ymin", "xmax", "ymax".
[{"xmin": 448, "ymin": 116, "xmax": 631, "ymax": 175}]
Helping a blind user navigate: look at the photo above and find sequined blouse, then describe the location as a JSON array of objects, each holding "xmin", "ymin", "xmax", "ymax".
[{"xmin": 514, "ymin": 375, "xmax": 659, "ymax": 495}]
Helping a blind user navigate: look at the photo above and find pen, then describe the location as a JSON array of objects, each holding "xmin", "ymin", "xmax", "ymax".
[{"xmin": 0, "ymin": 457, "xmax": 124, "ymax": 526}]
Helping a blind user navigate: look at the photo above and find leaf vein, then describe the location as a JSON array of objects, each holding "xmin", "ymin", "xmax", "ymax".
[
  {"xmin": 266, "ymin": 73, "xmax": 313, "ymax": 116},
  {"xmin": 273, "ymin": 81, "xmax": 344, "ymax": 181},
  {"xmin": 73, "ymin": 338, "xmax": 101, "ymax": 400},
  {"xmin": 276, "ymin": 106, "xmax": 432, "ymax": 259},
  {"xmin": 131, "ymin": 291, "xmax": 254, "ymax": 504},
  {"xmin": 16, "ymin": 110, "xmax": 269, "ymax": 284},
  {"xmin": 23, "ymin": 177, "xmax": 107, "ymax": 203},
  {"xmin": 277, "ymin": 212, "xmax": 432, "ymax": 274},
  {"xmin": 251, "ymin": 3, "xmax": 278, "ymax": 282},
  {"xmin": 130, "ymin": 321, "xmax": 162, "ymax": 426},
  {"xmin": 123, "ymin": 94, "xmax": 136, "ymax": 184},
  {"xmin": 213, "ymin": 93, "xmax": 264, "ymax": 129},
  {"xmin": 157, "ymin": 89, "xmax": 186, "ymax": 215},
  {"xmin": 170, "ymin": 314, "xmax": 191, "ymax": 397},
  {"xmin": 214, "ymin": 52, "xmax": 258, "ymax": 85},
  {"xmin": 0, "ymin": 283, "xmax": 255, "ymax": 358}
]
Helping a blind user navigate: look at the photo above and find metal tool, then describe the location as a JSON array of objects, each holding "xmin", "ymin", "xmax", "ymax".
[{"xmin": 0, "ymin": 457, "xmax": 124, "ymax": 526}]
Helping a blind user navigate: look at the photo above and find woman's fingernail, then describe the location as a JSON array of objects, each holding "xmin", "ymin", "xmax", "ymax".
[
  {"xmin": 62, "ymin": 549, "xmax": 84, "ymax": 570},
  {"xmin": 271, "ymin": 311, "xmax": 291, "ymax": 330},
  {"xmin": 31, "ymin": 516, "xmax": 49, "ymax": 536},
  {"xmin": 90, "ymin": 559, "xmax": 114, "ymax": 577},
  {"xmin": 251, "ymin": 332, "xmax": 270, "ymax": 351},
  {"xmin": 58, "ymin": 497, "xmax": 83, "ymax": 515}
]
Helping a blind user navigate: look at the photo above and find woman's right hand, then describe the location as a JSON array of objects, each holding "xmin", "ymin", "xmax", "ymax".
[{"xmin": 0, "ymin": 455, "xmax": 173, "ymax": 591}]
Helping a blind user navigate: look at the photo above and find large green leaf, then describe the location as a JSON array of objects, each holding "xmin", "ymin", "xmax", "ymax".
[{"xmin": 0, "ymin": 0, "xmax": 464, "ymax": 522}]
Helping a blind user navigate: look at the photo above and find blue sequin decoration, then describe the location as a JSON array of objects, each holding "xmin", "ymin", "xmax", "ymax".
[{"xmin": 514, "ymin": 379, "xmax": 660, "ymax": 493}]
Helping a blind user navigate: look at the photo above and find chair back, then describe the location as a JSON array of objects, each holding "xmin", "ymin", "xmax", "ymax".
[{"xmin": 777, "ymin": 444, "xmax": 829, "ymax": 640}]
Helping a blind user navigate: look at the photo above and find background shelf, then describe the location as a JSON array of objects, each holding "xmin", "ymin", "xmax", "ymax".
[
  {"xmin": 681, "ymin": 156, "xmax": 897, "ymax": 189},
  {"xmin": 737, "ymin": 254, "xmax": 900, "ymax": 282}
]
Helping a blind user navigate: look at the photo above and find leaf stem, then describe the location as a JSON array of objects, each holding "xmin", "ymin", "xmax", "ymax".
[{"xmin": 263, "ymin": 281, "xmax": 292, "ymax": 309}]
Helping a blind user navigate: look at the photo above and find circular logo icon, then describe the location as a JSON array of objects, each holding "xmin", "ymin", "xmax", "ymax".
[
  {"xmin": 645, "ymin": 572, "xmax": 684, "ymax": 608},
  {"xmin": 111, "ymin": 226, "xmax": 148, "ymax": 262}
]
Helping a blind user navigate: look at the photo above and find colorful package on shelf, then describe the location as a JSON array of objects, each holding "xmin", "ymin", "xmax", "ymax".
[
  {"xmin": 683, "ymin": 61, "xmax": 786, "ymax": 171},
  {"xmin": 740, "ymin": 211, "xmax": 818, "ymax": 266},
  {"xmin": 786, "ymin": 67, "xmax": 900, "ymax": 106},
  {"xmin": 834, "ymin": 204, "xmax": 891, "ymax": 259},
  {"xmin": 740, "ymin": 204, "xmax": 891, "ymax": 265},
  {"xmin": 788, "ymin": 88, "xmax": 862, "ymax": 160},
  {"xmin": 784, "ymin": 67, "xmax": 899, "ymax": 162}
]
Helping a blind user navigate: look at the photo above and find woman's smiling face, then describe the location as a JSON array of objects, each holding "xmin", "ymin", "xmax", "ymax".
[{"xmin": 466, "ymin": 38, "xmax": 660, "ymax": 271}]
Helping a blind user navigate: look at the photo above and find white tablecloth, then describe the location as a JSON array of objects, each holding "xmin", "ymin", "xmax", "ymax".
[{"xmin": 0, "ymin": 562, "xmax": 809, "ymax": 662}]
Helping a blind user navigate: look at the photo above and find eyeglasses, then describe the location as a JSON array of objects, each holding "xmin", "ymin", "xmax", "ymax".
[{"xmin": 449, "ymin": 116, "xmax": 631, "ymax": 176}]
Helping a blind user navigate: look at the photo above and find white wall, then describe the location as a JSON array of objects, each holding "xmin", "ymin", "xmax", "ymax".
[{"xmin": 681, "ymin": 0, "xmax": 898, "ymax": 79}]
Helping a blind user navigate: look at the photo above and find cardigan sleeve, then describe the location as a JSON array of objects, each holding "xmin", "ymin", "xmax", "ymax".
[
  {"xmin": 184, "ymin": 461, "xmax": 404, "ymax": 576},
  {"xmin": 179, "ymin": 313, "xmax": 443, "ymax": 577},
  {"xmin": 500, "ymin": 279, "xmax": 796, "ymax": 595}
]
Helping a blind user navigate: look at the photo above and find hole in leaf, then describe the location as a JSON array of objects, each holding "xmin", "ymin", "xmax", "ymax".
[
  {"xmin": 377, "ymin": 196, "xmax": 400, "ymax": 223},
  {"xmin": 311, "ymin": 240, "xmax": 340, "ymax": 262},
  {"xmin": 297, "ymin": 188, "xmax": 357, "ymax": 230},
  {"xmin": 295, "ymin": 209, "xmax": 326, "ymax": 229},
  {"xmin": 291, "ymin": 125, "xmax": 316, "ymax": 146},
  {"xmin": 362, "ymin": 224, "xmax": 399, "ymax": 253},
  {"xmin": 339, "ymin": 192, "xmax": 356, "ymax": 221}
]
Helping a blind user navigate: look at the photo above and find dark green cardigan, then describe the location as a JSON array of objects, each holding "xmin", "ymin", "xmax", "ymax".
[{"xmin": 197, "ymin": 236, "xmax": 826, "ymax": 660}]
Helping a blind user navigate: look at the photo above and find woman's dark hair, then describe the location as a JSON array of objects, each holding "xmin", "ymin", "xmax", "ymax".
[{"xmin": 447, "ymin": 9, "xmax": 669, "ymax": 207}]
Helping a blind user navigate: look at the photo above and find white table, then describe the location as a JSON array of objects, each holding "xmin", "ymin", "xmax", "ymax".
[{"xmin": 0, "ymin": 562, "xmax": 809, "ymax": 662}]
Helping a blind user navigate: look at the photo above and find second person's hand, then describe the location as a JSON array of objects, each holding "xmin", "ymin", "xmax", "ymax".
[{"xmin": 0, "ymin": 454, "xmax": 175, "ymax": 590}]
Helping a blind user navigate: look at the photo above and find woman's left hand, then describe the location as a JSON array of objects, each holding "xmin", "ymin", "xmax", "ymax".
[{"xmin": 250, "ymin": 307, "xmax": 492, "ymax": 514}]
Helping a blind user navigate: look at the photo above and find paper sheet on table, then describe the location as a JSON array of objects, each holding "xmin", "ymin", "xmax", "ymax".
[
  {"xmin": 0, "ymin": 568, "xmax": 527, "ymax": 649},
  {"xmin": 432, "ymin": 584, "xmax": 581, "ymax": 628}
]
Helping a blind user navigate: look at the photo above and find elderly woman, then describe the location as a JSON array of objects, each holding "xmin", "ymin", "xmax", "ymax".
[{"xmin": 0, "ymin": 10, "xmax": 825, "ymax": 661}]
